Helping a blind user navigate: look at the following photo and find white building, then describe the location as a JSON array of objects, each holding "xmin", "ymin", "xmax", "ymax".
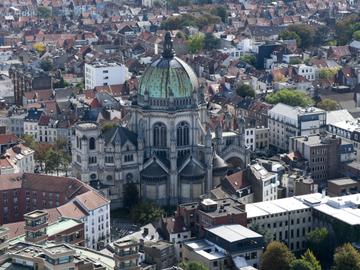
[
  {"xmin": 4, "ymin": 143, "xmax": 35, "ymax": 173},
  {"xmin": 84, "ymin": 62, "xmax": 128, "ymax": 90},
  {"xmin": 247, "ymin": 161, "xmax": 279, "ymax": 202},
  {"xmin": 268, "ymin": 103, "xmax": 326, "ymax": 151},
  {"xmin": 58, "ymin": 189, "xmax": 111, "ymax": 250},
  {"xmin": 294, "ymin": 64, "xmax": 316, "ymax": 81},
  {"xmin": 245, "ymin": 127, "xmax": 256, "ymax": 151}
]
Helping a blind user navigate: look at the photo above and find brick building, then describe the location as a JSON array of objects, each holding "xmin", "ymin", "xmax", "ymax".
[{"xmin": 177, "ymin": 198, "xmax": 247, "ymax": 237}]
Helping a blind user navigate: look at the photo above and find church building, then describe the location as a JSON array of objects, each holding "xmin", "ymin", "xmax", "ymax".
[{"xmin": 72, "ymin": 33, "xmax": 250, "ymax": 208}]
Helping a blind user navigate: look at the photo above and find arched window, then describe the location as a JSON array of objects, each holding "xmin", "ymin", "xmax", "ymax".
[
  {"xmin": 177, "ymin": 121, "xmax": 190, "ymax": 146},
  {"xmin": 153, "ymin": 122, "xmax": 167, "ymax": 147},
  {"xmin": 89, "ymin": 137, "xmax": 96, "ymax": 150}
]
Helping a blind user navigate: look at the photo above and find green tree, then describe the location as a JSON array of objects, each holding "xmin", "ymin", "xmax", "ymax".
[
  {"xmin": 187, "ymin": 34, "xmax": 204, "ymax": 53},
  {"xmin": 22, "ymin": 134, "xmax": 36, "ymax": 149},
  {"xmin": 266, "ymin": 89, "xmax": 314, "ymax": 107},
  {"xmin": 39, "ymin": 59, "xmax": 53, "ymax": 72},
  {"xmin": 34, "ymin": 143, "xmax": 53, "ymax": 170},
  {"xmin": 236, "ymin": 84, "xmax": 255, "ymax": 98},
  {"xmin": 332, "ymin": 243, "xmax": 360, "ymax": 270},
  {"xmin": 44, "ymin": 148, "xmax": 62, "ymax": 174},
  {"xmin": 353, "ymin": 30, "xmax": 360, "ymax": 41},
  {"xmin": 123, "ymin": 183, "xmax": 139, "ymax": 211},
  {"xmin": 261, "ymin": 241, "xmax": 295, "ymax": 270},
  {"xmin": 130, "ymin": 202, "xmax": 164, "ymax": 225},
  {"xmin": 37, "ymin": 6, "xmax": 51, "ymax": 18},
  {"xmin": 291, "ymin": 259, "xmax": 314, "ymax": 270},
  {"xmin": 211, "ymin": 6, "xmax": 227, "ymax": 23},
  {"xmin": 203, "ymin": 33, "xmax": 220, "ymax": 50},
  {"xmin": 178, "ymin": 261, "xmax": 208, "ymax": 270},
  {"xmin": 306, "ymin": 228, "xmax": 334, "ymax": 266},
  {"xmin": 285, "ymin": 24, "xmax": 315, "ymax": 48},
  {"xmin": 316, "ymin": 98, "xmax": 338, "ymax": 111},
  {"xmin": 319, "ymin": 68, "xmax": 338, "ymax": 80},
  {"xmin": 240, "ymin": 54, "xmax": 256, "ymax": 66},
  {"xmin": 279, "ymin": 30, "xmax": 302, "ymax": 47},
  {"xmin": 314, "ymin": 26, "xmax": 330, "ymax": 46},
  {"xmin": 335, "ymin": 14, "xmax": 360, "ymax": 45},
  {"xmin": 302, "ymin": 249, "xmax": 321, "ymax": 270}
]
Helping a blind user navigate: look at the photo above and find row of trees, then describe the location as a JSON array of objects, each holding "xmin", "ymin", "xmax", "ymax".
[
  {"xmin": 161, "ymin": 13, "xmax": 220, "ymax": 30},
  {"xmin": 22, "ymin": 135, "xmax": 71, "ymax": 175},
  {"xmin": 261, "ymin": 227, "xmax": 360, "ymax": 270},
  {"xmin": 279, "ymin": 24, "xmax": 329, "ymax": 48},
  {"xmin": 262, "ymin": 240, "xmax": 360, "ymax": 270}
]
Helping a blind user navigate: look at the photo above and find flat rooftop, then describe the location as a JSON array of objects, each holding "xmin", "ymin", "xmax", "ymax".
[
  {"xmin": 328, "ymin": 178, "xmax": 358, "ymax": 186},
  {"xmin": 246, "ymin": 196, "xmax": 311, "ymax": 219},
  {"xmin": 207, "ymin": 225, "xmax": 262, "ymax": 242}
]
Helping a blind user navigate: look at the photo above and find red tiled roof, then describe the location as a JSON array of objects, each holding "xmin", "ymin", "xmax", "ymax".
[
  {"xmin": 224, "ymin": 170, "xmax": 250, "ymax": 190},
  {"xmin": 0, "ymin": 134, "xmax": 19, "ymax": 145}
]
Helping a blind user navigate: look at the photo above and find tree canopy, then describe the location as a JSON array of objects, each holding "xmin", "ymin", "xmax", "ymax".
[
  {"xmin": 161, "ymin": 13, "xmax": 220, "ymax": 30},
  {"xmin": 210, "ymin": 6, "xmax": 227, "ymax": 23},
  {"xmin": 203, "ymin": 33, "xmax": 220, "ymax": 50},
  {"xmin": 318, "ymin": 68, "xmax": 338, "ymax": 80},
  {"xmin": 240, "ymin": 54, "xmax": 256, "ymax": 66},
  {"xmin": 130, "ymin": 201, "xmax": 164, "ymax": 225},
  {"xmin": 316, "ymin": 98, "xmax": 338, "ymax": 111},
  {"xmin": 187, "ymin": 34, "xmax": 204, "ymax": 53},
  {"xmin": 280, "ymin": 24, "xmax": 315, "ymax": 48},
  {"xmin": 178, "ymin": 261, "xmax": 208, "ymax": 270},
  {"xmin": 332, "ymin": 243, "xmax": 360, "ymax": 270},
  {"xmin": 236, "ymin": 84, "xmax": 255, "ymax": 98},
  {"xmin": 123, "ymin": 183, "xmax": 139, "ymax": 211},
  {"xmin": 261, "ymin": 241, "xmax": 295, "ymax": 270},
  {"xmin": 265, "ymin": 89, "xmax": 314, "ymax": 107},
  {"xmin": 39, "ymin": 59, "xmax": 53, "ymax": 72},
  {"xmin": 353, "ymin": 30, "xmax": 360, "ymax": 41},
  {"xmin": 306, "ymin": 228, "xmax": 334, "ymax": 266},
  {"xmin": 335, "ymin": 14, "xmax": 360, "ymax": 45},
  {"xmin": 33, "ymin": 43, "xmax": 46, "ymax": 55},
  {"xmin": 37, "ymin": 6, "xmax": 51, "ymax": 18}
]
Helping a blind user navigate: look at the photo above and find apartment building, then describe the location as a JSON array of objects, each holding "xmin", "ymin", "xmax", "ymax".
[
  {"xmin": 0, "ymin": 173, "xmax": 110, "ymax": 250},
  {"xmin": 177, "ymin": 198, "xmax": 247, "ymax": 237},
  {"xmin": 268, "ymin": 103, "xmax": 326, "ymax": 152},
  {"xmin": 246, "ymin": 196, "xmax": 313, "ymax": 252},
  {"xmin": 3, "ymin": 143, "xmax": 35, "ymax": 174},
  {"xmin": 84, "ymin": 62, "xmax": 127, "ymax": 90},
  {"xmin": 289, "ymin": 134, "xmax": 355, "ymax": 187},
  {"xmin": 247, "ymin": 161, "xmax": 279, "ymax": 202}
]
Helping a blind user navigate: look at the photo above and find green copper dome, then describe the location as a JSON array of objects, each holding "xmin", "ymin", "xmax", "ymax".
[{"xmin": 138, "ymin": 33, "xmax": 198, "ymax": 99}]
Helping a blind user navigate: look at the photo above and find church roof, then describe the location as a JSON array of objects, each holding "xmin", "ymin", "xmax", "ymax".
[
  {"xmin": 103, "ymin": 126, "xmax": 138, "ymax": 147},
  {"xmin": 141, "ymin": 159, "xmax": 168, "ymax": 178},
  {"xmin": 213, "ymin": 152, "xmax": 228, "ymax": 170},
  {"xmin": 180, "ymin": 157, "xmax": 205, "ymax": 178},
  {"xmin": 138, "ymin": 32, "xmax": 198, "ymax": 99}
]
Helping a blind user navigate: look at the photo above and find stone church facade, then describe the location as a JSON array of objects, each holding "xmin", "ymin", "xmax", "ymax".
[{"xmin": 72, "ymin": 33, "xmax": 250, "ymax": 208}]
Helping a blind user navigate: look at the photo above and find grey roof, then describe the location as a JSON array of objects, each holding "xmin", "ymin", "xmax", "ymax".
[
  {"xmin": 103, "ymin": 126, "xmax": 138, "ymax": 147},
  {"xmin": 213, "ymin": 152, "xmax": 228, "ymax": 170},
  {"xmin": 180, "ymin": 158, "xmax": 205, "ymax": 177},
  {"xmin": 206, "ymin": 224, "xmax": 262, "ymax": 243},
  {"xmin": 326, "ymin": 109, "xmax": 355, "ymax": 125},
  {"xmin": 141, "ymin": 159, "xmax": 168, "ymax": 178}
]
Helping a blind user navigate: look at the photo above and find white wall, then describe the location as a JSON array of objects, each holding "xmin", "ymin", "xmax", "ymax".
[{"xmin": 85, "ymin": 63, "xmax": 127, "ymax": 90}]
